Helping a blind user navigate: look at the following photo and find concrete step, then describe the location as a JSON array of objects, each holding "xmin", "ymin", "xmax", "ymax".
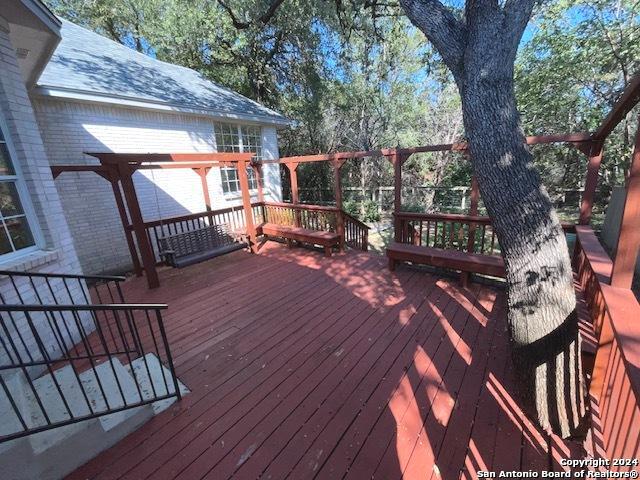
[
  {"xmin": 125, "ymin": 353, "xmax": 189, "ymax": 414},
  {"xmin": 0, "ymin": 358, "xmax": 161, "ymax": 480}
]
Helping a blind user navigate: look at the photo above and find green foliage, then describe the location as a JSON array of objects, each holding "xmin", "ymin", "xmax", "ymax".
[
  {"xmin": 362, "ymin": 200, "xmax": 380, "ymax": 222},
  {"xmin": 515, "ymin": 0, "xmax": 640, "ymax": 221},
  {"xmin": 46, "ymin": 0, "xmax": 640, "ymax": 221}
]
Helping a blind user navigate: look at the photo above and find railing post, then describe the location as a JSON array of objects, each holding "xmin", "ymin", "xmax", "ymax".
[
  {"xmin": 466, "ymin": 175, "xmax": 480, "ymax": 253},
  {"xmin": 333, "ymin": 159, "xmax": 346, "ymax": 252},
  {"xmin": 238, "ymin": 160, "xmax": 258, "ymax": 253},
  {"xmin": 611, "ymin": 119, "xmax": 640, "ymax": 289},
  {"xmin": 117, "ymin": 164, "xmax": 160, "ymax": 289},
  {"xmin": 579, "ymin": 141, "xmax": 604, "ymax": 225}
]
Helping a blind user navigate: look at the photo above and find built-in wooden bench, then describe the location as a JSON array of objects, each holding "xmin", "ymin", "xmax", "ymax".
[
  {"xmin": 386, "ymin": 241, "xmax": 506, "ymax": 278},
  {"xmin": 260, "ymin": 223, "xmax": 339, "ymax": 257}
]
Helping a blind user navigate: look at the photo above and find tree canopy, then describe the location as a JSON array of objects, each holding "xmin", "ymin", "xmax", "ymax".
[{"xmin": 47, "ymin": 0, "xmax": 639, "ymax": 220}]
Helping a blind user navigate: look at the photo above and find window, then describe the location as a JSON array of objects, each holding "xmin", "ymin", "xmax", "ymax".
[
  {"xmin": 0, "ymin": 123, "xmax": 37, "ymax": 257},
  {"xmin": 215, "ymin": 123, "xmax": 262, "ymax": 194}
]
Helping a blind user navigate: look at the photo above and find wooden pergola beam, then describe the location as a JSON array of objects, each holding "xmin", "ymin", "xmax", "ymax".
[
  {"xmin": 270, "ymin": 133, "xmax": 593, "ymax": 166},
  {"xmin": 593, "ymin": 73, "xmax": 640, "ymax": 142},
  {"xmin": 86, "ymin": 152, "xmax": 254, "ymax": 164}
]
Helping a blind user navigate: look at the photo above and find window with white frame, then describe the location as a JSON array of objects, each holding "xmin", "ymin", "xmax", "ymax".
[
  {"xmin": 0, "ymin": 123, "xmax": 37, "ymax": 257},
  {"xmin": 215, "ymin": 123, "xmax": 262, "ymax": 194}
]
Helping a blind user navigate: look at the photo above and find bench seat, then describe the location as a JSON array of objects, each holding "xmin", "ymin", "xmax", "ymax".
[
  {"xmin": 261, "ymin": 223, "xmax": 339, "ymax": 257},
  {"xmin": 386, "ymin": 242, "xmax": 506, "ymax": 278}
]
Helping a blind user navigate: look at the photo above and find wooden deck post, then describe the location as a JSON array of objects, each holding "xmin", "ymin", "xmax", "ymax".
[
  {"xmin": 109, "ymin": 175, "xmax": 143, "ymax": 277},
  {"xmin": 286, "ymin": 162, "xmax": 301, "ymax": 227},
  {"xmin": 391, "ymin": 149, "xmax": 403, "ymax": 243},
  {"xmin": 238, "ymin": 160, "xmax": 258, "ymax": 253},
  {"xmin": 610, "ymin": 120, "xmax": 640, "ymax": 289},
  {"xmin": 462, "ymin": 174, "xmax": 480, "ymax": 287},
  {"xmin": 117, "ymin": 164, "xmax": 160, "ymax": 289},
  {"xmin": 194, "ymin": 167, "xmax": 212, "ymax": 211},
  {"xmin": 333, "ymin": 160, "xmax": 346, "ymax": 252},
  {"xmin": 579, "ymin": 142, "xmax": 604, "ymax": 225}
]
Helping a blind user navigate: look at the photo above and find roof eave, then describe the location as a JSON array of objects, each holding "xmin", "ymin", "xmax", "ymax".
[{"xmin": 32, "ymin": 85, "xmax": 295, "ymax": 127}]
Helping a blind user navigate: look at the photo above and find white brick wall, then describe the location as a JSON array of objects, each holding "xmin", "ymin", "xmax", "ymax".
[
  {"xmin": 0, "ymin": 18, "xmax": 87, "ymax": 369},
  {"xmin": 32, "ymin": 98, "xmax": 283, "ymax": 274}
]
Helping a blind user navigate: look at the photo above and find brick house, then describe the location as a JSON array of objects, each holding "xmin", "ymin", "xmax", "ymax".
[{"xmin": 30, "ymin": 18, "xmax": 290, "ymax": 275}]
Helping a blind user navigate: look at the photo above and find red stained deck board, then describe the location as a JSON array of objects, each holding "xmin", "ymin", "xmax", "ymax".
[
  {"xmin": 272, "ymin": 278, "xmax": 457, "ymax": 479},
  {"xmin": 193, "ymin": 272, "xmax": 442, "ymax": 479},
  {"xmin": 338, "ymin": 284, "xmax": 487, "ymax": 480},
  {"xmin": 396, "ymin": 288, "xmax": 499, "ymax": 480},
  {"xmin": 142, "ymin": 271, "xmax": 430, "ymax": 479},
  {"xmin": 243, "ymin": 271, "xmax": 446, "ymax": 479},
  {"xmin": 66, "ymin": 242, "xmax": 587, "ymax": 480},
  {"xmin": 86, "ymin": 259, "xmax": 389, "ymax": 480}
]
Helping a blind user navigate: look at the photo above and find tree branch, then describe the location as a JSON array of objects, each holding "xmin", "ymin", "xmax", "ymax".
[
  {"xmin": 502, "ymin": 0, "xmax": 536, "ymax": 60},
  {"xmin": 398, "ymin": 0, "xmax": 466, "ymax": 78},
  {"xmin": 217, "ymin": 0, "xmax": 287, "ymax": 29}
]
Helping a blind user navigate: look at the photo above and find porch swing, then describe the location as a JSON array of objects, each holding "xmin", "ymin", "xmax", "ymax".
[{"xmin": 151, "ymin": 169, "xmax": 247, "ymax": 268}]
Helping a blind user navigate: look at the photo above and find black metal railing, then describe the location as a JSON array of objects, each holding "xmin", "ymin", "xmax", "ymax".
[{"xmin": 0, "ymin": 270, "xmax": 180, "ymax": 444}]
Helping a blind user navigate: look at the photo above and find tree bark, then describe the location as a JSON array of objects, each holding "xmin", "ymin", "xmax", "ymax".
[
  {"xmin": 400, "ymin": 0, "xmax": 586, "ymax": 437},
  {"xmin": 460, "ymin": 74, "xmax": 585, "ymax": 437}
]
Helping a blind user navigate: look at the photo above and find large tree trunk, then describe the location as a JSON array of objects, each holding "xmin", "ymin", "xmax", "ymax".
[
  {"xmin": 459, "ymin": 73, "xmax": 585, "ymax": 437},
  {"xmin": 400, "ymin": 0, "xmax": 586, "ymax": 438}
]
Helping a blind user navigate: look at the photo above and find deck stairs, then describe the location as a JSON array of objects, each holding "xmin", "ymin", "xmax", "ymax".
[{"xmin": 0, "ymin": 353, "xmax": 188, "ymax": 480}]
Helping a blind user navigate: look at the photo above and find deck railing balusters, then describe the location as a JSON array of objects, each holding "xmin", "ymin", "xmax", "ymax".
[{"xmin": 0, "ymin": 271, "xmax": 179, "ymax": 444}]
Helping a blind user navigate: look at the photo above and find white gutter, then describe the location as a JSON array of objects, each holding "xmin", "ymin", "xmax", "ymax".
[{"xmin": 32, "ymin": 85, "xmax": 295, "ymax": 128}]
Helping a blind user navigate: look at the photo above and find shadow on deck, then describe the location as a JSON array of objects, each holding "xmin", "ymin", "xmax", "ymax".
[{"xmin": 68, "ymin": 242, "xmax": 585, "ymax": 480}]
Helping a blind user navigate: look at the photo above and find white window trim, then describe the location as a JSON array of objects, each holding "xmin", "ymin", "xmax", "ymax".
[
  {"xmin": 216, "ymin": 123, "xmax": 261, "ymax": 197},
  {"xmin": 0, "ymin": 112, "xmax": 45, "ymax": 263}
]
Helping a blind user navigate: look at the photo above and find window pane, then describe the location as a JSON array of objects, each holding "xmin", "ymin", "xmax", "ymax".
[
  {"xmin": 6, "ymin": 216, "xmax": 34, "ymax": 250},
  {"xmin": 0, "ymin": 226, "xmax": 11, "ymax": 255},
  {"xmin": 0, "ymin": 143, "xmax": 15, "ymax": 176},
  {"xmin": 0, "ymin": 182, "xmax": 26, "ymax": 217}
]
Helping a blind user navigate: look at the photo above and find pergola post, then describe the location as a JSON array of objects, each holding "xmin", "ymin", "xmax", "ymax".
[
  {"xmin": 194, "ymin": 167, "xmax": 212, "ymax": 211},
  {"xmin": 391, "ymin": 149, "xmax": 403, "ymax": 242},
  {"xmin": 579, "ymin": 142, "xmax": 604, "ymax": 225},
  {"xmin": 116, "ymin": 164, "xmax": 160, "ymax": 289},
  {"xmin": 238, "ymin": 160, "xmax": 258, "ymax": 253},
  {"xmin": 610, "ymin": 120, "xmax": 640, "ymax": 289},
  {"xmin": 109, "ymin": 175, "xmax": 143, "ymax": 277},
  {"xmin": 333, "ymin": 160, "xmax": 346, "ymax": 251},
  {"xmin": 285, "ymin": 162, "xmax": 301, "ymax": 227}
]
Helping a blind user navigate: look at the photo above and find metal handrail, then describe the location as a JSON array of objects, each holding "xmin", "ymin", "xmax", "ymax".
[
  {"xmin": 0, "ymin": 271, "xmax": 180, "ymax": 444},
  {"xmin": 0, "ymin": 270, "xmax": 126, "ymax": 282}
]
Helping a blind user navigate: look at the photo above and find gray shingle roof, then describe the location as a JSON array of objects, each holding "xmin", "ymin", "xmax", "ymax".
[{"xmin": 36, "ymin": 19, "xmax": 290, "ymax": 125}]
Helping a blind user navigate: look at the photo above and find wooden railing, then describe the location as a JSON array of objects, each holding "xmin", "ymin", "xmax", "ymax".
[
  {"xmin": 128, "ymin": 201, "xmax": 369, "ymax": 264},
  {"xmin": 395, "ymin": 211, "xmax": 577, "ymax": 257},
  {"xmin": 572, "ymin": 226, "xmax": 640, "ymax": 468},
  {"xmin": 262, "ymin": 201, "xmax": 369, "ymax": 251},
  {"xmin": 395, "ymin": 212, "xmax": 500, "ymax": 255},
  {"xmin": 262, "ymin": 202, "xmax": 338, "ymax": 232},
  {"xmin": 343, "ymin": 211, "xmax": 369, "ymax": 251},
  {"xmin": 127, "ymin": 203, "xmax": 264, "ymax": 264}
]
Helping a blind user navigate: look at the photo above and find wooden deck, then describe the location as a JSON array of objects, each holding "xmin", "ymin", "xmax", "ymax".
[{"xmin": 68, "ymin": 242, "xmax": 584, "ymax": 480}]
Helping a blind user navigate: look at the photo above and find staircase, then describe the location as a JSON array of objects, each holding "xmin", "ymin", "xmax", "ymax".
[
  {"xmin": 1, "ymin": 354, "xmax": 187, "ymax": 480},
  {"xmin": 0, "ymin": 270, "xmax": 185, "ymax": 480}
]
